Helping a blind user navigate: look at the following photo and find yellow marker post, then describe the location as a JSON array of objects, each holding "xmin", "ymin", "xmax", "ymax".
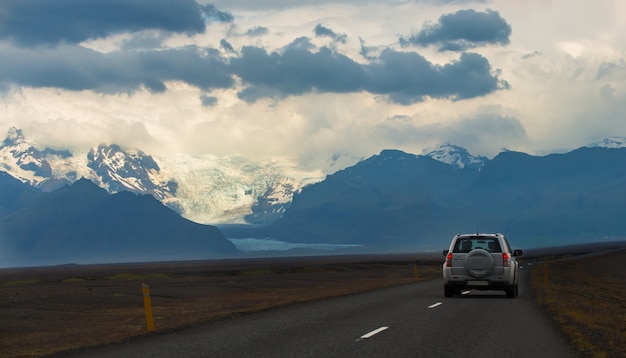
[
  {"xmin": 413, "ymin": 264, "xmax": 419, "ymax": 281},
  {"xmin": 142, "ymin": 283, "xmax": 155, "ymax": 332}
]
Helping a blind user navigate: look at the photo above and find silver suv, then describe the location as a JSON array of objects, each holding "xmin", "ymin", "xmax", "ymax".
[{"xmin": 443, "ymin": 233, "xmax": 523, "ymax": 298}]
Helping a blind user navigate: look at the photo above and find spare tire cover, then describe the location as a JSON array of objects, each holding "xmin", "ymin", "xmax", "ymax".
[{"xmin": 463, "ymin": 249, "xmax": 495, "ymax": 278}]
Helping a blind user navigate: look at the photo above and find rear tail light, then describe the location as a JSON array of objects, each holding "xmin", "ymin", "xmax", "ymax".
[
  {"xmin": 502, "ymin": 253, "xmax": 510, "ymax": 267},
  {"xmin": 446, "ymin": 253, "xmax": 452, "ymax": 267}
]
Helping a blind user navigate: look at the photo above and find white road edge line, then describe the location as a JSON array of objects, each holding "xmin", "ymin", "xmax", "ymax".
[
  {"xmin": 461, "ymin": 290, "xmax": 471, "ymax": 295},
  {"xmin": 427, "ymin": 302, "xmax": 442, "ymax": 309},
  {"xmin": 360, "ymin": 326, "xmax": 389, "ymax": 339}
]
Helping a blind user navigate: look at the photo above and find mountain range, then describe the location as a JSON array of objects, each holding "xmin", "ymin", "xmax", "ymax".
[{"xmin": 268, "ymin": 143, "xmax": 626, "ymax": 250}]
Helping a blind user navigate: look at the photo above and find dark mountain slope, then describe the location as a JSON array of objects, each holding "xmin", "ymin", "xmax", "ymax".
[
  {"xmin": 270, "ymin": 147, "xmax": 626, "ymax": 249},
  {"xmin": 0, "ymin": 171, "xmax": 43, "ymax": 217},
  {"xmin": 0, "ymin": 179, "xmax": 238, "ymax": 267},
  {"xmin": 271, "ymin": 150, "xmax": 477, "ymax": 247}
]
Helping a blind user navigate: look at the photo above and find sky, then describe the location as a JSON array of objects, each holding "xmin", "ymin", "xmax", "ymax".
[{"xmin": 1, "ymin": 0, "xmax": 625, "ymax": 171}]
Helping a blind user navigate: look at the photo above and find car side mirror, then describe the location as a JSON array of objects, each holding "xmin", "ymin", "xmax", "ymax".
[
  {"xmin": 513, "ymin": 249, "xmax": 523, "ymax": 257},
  {"xmin": 443, "ymin": 249, "xmax": 449, "ymax": 256}
]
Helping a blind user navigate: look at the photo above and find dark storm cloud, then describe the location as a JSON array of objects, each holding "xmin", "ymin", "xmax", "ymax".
[
  {"xmin": 0, "ymin": 45, "xmax": 233, "ymax": 93},
  {"xmin": 0, "ymin": 0, "xmax": 206, "ymax": 46},
  {"xmin": 1, "ymin": 31, "xmax": 507, "ymax": 104},
  {"xmin": 200, "ymin": 4, "xmax": 234, "ymax": 23},
  {"xmin": 314, "ymin": 24, "xmax": 347, "ymax": 43},
  {"xmin": 230, "ymin": 46, "xmax": 508, "ymax": 104},
  {"xmin": 401, "ymin": 9, "xmax": 511, "ymax": 51},
  {"xmin": 230, "ymin": 46, "xmax": 366, "ymax": 101},
  {"xmin": 368, "ymin": 50, "xmax": 509, "ymax": 103}
]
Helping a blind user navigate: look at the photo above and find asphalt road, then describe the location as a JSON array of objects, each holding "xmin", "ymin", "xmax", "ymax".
[{"xmin": 69, "ymin": 267, "xmax": 578, "ymax": 358}]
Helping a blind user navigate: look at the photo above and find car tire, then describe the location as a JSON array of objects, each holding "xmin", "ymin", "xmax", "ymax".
[
  {"xmin": 444, "ymin": 285, "xmax": 455, "ymax": 297},
  {"xmin": 505, "ymin": 284, "xmax": 516, "ymax": 298}
]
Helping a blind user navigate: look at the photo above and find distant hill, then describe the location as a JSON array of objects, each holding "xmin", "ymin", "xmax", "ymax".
[
  {"xmin": 269, "ymin": 147, "xmax": 626, "ymax": 249},
  {"xmin": 0, "ymin": 178, "xmax": 239, "ymax": 267}
]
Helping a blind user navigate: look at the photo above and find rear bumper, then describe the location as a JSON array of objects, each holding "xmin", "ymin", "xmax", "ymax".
[
  {"xmin": 443, "ymin": 267, "xmax": 514, "ymax": 287},
  {"xmin": 443, "ymin": 270, "xmax": 514, "ymax": 288},
  {"xmin": 446, "ymin": 280, "xmax": 511, "ymax": 290}
]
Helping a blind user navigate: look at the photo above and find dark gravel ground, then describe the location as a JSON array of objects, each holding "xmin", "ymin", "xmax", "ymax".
[
  {"xmin": 0, "ymin": 255, "xmax": 440, "ymax": 357},
  {"xmin": 530, "ymin": 248, "xmax": 626, "ymax": 357}
]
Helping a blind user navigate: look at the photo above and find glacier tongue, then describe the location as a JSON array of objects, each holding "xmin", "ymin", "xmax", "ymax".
[{"xmin": 154, "ymin": 154, "xmax": 324, "ymax": 224}]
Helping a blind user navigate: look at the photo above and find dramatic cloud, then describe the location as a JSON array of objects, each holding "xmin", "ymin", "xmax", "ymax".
[
  {"xmin": 314, "ymin": 24, "xmax": 347, "ymax": 43},
  {"xmin": 401, "ymin": 9, "xmax": 511, "ymax": 51},
  {"xmin": 0, "ymin": 0, "xmax": 207, "ymax": 46},
  {"xmin": 0, "ymin": 38, "xmax": 507, "ymax": 104},
  {"xmin": 367, "ymin": 50, "xmax": 509, "ymax": 103},
  {"xmin": 0, "ymin": 45, "xmax": 233, "ymax": 93},
  {"xmin": 231, "ymin": 46, "xmax": 507, "ymax": 103},
  {"xmin": 200, "ymin": 4, "xmax": 234, "ymax": 23},
  {"xmin": 231, "ymin": 46, "xmax": 364, "ymax": 100},
  {"xmin": 0, "ymin": 1, "xmax": 509, "ymax": 105}
]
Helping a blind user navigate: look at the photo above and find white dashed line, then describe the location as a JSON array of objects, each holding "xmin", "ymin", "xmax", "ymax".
[
  {"xmin": 428, "ymin": 302, "xmax": 442, "ymax": 309},
  {"xmin": 461, "ymin": 290, "xmax": 471, "ymax": 295},
  {"xmin": 360, "ymin": 326, "xmax": 389, "ymax": 339}
]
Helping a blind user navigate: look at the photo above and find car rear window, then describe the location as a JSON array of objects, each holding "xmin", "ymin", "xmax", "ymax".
[{"xmin": 453, "ymin": 237, "xmax": 502, "ymax": 253}]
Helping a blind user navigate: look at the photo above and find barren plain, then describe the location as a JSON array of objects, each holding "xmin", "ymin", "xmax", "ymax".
[{"xmin": 0, "ymin": 255, "xmax": 439, "ymax": 357}]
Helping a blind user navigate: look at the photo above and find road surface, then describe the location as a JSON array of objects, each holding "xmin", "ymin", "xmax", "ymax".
[{"xmin": 69, "ymin": 267, "xmax": 578, "ymax": 357}]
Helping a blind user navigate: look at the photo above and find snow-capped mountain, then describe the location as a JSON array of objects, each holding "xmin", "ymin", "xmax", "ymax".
[
  {"xmin": 421, "ymin": 143, "xmax": 488, "ymax": 169},
  {"xmin": 0, "ymin": 127, "xmax": 71, "ymax": 191},
  {"xmin": 87, "ymin": 144, "xmax": 177, "ymax": 202},
  {"xmin": 0, "ymin": 127, "xmax": 324, "ymax": 224},
  {"xmin": 586, "ymin": 136, "xmax": 626, "ymax": 148}
]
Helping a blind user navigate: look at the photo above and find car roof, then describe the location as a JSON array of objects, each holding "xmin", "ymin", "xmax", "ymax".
[{"xmin": 455, "ymin": 233, "xmax": 503, "ymax": 239}]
